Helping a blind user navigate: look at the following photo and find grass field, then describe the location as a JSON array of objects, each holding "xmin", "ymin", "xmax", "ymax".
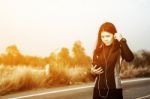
[{"xmin": 0, "ymin": 44, "xmax": 150, "ymax": 95}]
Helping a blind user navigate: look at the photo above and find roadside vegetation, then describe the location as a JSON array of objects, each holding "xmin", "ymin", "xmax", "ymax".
[{"xmin": 0, "ymin": 41, "xmax": 150, "ymax": 95}]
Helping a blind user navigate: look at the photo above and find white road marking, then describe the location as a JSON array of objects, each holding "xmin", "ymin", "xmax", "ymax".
[
  {"xmin": 10, "ymin": 78, "xmax": 150, "ymax": 99},
  {"xmin": 136, "ymin": 94, "xmax": 150, "ymax": 99},
  {"xmin": 9, "ymin": 85, "xmax": 94, "ymax": 99},
  {"xmin": 122, "ymin": 78, "xmax": 150, "ymax": 84}
]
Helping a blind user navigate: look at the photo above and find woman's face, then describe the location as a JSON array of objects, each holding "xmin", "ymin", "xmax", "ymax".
[{"xmin": 101, "ymin": 31, "xmax": 114, "ymax": 46}]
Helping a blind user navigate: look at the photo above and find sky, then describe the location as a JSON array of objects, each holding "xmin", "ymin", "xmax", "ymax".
[{"xmin": 0, "ymin": 0, "xmax": 150, "ymax": 57}]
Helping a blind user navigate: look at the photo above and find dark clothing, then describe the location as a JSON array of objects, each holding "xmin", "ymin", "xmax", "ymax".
[
  {"xmin": 93, "ymin": 87, "xmax": 123, "ymax": 99},
  {"xmin": 92, "ymin": 39, "xmax": 134, "ymax": 99}
]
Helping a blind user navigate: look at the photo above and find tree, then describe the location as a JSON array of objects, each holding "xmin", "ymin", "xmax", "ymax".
[
  {"xmin": 72, "ymin": 41, "xmax": 91, "ymax": 66},
  {"xmin": 57, "ymin": 47, "xmax": 71, "ymax": 66},
  {"xmin": 1, "ymin": 45, "xmax": 24, "ymax": 65}
]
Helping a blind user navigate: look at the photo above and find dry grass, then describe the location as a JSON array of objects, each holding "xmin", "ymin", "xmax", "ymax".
[
  {"xmin": 0, "ymin": 48, "xmax": 150, "ymax": 95},
  {"xmin": 0, "ymin": 63, "xmax": 150, "ymax": 95},
  {"xmin": 0, "ymin": 65, "xmax": 47, "ymax": 95},
  {"xmin": 0, "ymin": 64, "xmax": 92, "ymax": 95},
  {"xmin": 120, "ymin": 64, "xmax": 150, "ymax": 79},
  {"xmin": 120, "ymin": 50, "xmax": 150, "ymax": 79}
]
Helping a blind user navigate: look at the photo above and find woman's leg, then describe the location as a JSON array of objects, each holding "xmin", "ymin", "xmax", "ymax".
[
  {"xmin": 93, "ymin": 87, "xmax": 110, "ymax": 99},
  {"xmin": 93, "ymin": 87, "xmax": 106, "ymax": 99},
  {"xmin": 108, "ymin": 88, "xmax": 123, "ymax": 99},
  {"xmin": 93, "ymin": 87, "xmax": 99, "ymax": 99}
]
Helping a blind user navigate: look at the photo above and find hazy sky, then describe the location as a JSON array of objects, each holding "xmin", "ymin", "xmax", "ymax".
[{"xmin": 0, "ymin": 0, "xmax": 150, "ymax": 57}]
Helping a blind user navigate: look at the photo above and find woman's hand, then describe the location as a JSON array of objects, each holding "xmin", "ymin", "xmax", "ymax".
[
  {"xmin": 91, "ymin": 65, "xmax": 104, "ymax": 75},
  {"xmin": 114, "ymin": 33, "xmax": 123, "ymax": 42}
]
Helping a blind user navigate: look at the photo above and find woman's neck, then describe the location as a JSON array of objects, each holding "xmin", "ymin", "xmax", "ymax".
[{"xmin": 103, "ymin": 43, "xmax": 113, "ymax": 48}]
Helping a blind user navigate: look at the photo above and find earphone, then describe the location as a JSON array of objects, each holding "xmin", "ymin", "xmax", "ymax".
[{"xmin": 97, "ymin": 42, "xmax": 114, "ymax": 98}]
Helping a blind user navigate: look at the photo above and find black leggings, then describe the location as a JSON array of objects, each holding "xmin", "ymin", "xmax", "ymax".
[{"xmin": 93, "ymin": 87, "xmax": 123, "ymax": 99}]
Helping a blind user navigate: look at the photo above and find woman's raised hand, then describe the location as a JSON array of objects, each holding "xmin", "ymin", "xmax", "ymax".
[
  {"xmin": 91, "ymin": 65, "xmax": 104, "ymax": 75},
  {"xmin": 114, "ymin": 33, "xmax": 123, "ymax": 42}
]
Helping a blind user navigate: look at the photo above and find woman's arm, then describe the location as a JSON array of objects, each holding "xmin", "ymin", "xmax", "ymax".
[
  {"xmin": 119, "ymin": 38, "xmax": 134, "ymax": 62},
  {"xmin": 91, "ymin": 50, "xmax": 104, "ymax": 78}
]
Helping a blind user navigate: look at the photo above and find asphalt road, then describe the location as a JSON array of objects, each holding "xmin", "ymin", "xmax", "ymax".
[{"xmin": 1, "ymin": 78, "xmax": 150, "ymax": 99}]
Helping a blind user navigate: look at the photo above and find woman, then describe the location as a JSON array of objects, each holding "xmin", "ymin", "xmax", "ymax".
[{"xmin": 91, "ymin": 22, "xmax": 134, "ymax": 99}]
